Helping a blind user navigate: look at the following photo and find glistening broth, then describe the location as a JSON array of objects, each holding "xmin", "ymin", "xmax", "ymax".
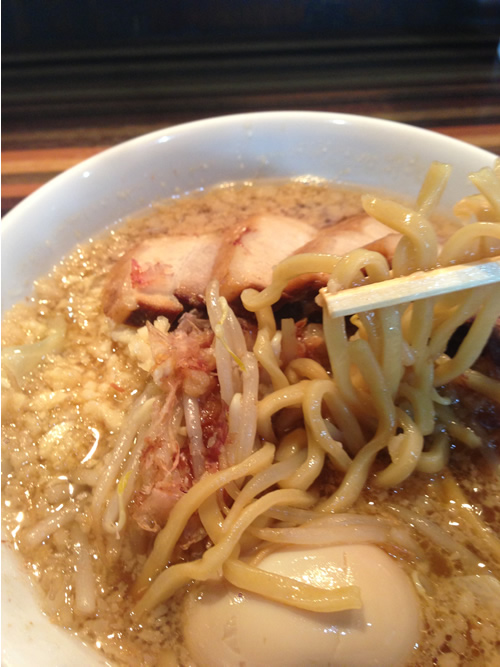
[{"xmin": 2, "ymin": 178, "xmax": 499, "ymax": 666}]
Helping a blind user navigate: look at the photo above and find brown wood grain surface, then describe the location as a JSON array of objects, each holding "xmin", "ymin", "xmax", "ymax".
[{"xmin": 3, "ymin": 37, "xmax": 500, "ymax": 216}]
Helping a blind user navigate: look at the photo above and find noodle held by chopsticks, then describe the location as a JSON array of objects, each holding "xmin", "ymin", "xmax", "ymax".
[{"xmin": 130, "ymin": 160, "xmax": 500, "ymax": 616}]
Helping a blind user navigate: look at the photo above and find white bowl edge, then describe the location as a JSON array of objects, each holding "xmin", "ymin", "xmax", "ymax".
[{"xmin": 1, "ymin": 111, "xmax": 497, "ymax": 667}]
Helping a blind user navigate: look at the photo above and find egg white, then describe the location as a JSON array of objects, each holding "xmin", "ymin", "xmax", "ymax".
[{"xmin": 183, "ymin": 543, "xmax": 420, "ymax": 667}]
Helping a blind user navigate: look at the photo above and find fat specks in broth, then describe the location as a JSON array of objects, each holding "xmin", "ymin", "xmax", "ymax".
[{"xmin": 2, "ymin": 180, "xmax": 500, "ymax": 667}]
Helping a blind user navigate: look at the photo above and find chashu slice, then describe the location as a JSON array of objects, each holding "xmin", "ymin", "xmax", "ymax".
[
  {"xmin": 296, "ymin": 213, "xmax": 396, "ymax": 256},
  {"xmin": 102, "ymin": 233, "xmax": 222, "ymax": 324},
  {"xmin": 213, "ymin": 214, "xmax": 317, "ymax": 303},
  {"xmin": 364, "ymin": 233, "xmax": 401, "ymax": 261},
  {"xmin": 285, "ymin": 214, "xmax": 400, "ymax": 296}
]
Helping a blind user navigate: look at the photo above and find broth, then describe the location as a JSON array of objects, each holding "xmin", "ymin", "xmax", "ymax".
[{"xmin": 2, "ymin": 179, "xmax": 499, "ymax": 666}]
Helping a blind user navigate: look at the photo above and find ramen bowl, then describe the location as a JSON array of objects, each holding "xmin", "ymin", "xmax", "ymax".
[{"xmin": 1, "ymin": 111, "xmax": 497, "ymax": 666}]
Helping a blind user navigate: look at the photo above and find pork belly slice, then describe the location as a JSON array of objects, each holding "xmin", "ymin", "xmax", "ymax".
[
  {"xmin": 102, "ymin": 233, "xmax": 221, "ymax": 323},
  {"xmin": 364, "ymin": 233, "xmax": 401, "ymax": 261},
  {"xmin": 285, "ymin": 214, "xmax": 400, "ymax": 296},
  {"xmin": 213, "ymin": 215, "xmax": 317, "ymax": 303},
  {"xmin": 103, "ymin": 213, "xmax": 398, "ymax": 324},
  {"xmin": 296, "ymin": 213, "xmax": 395, "ymax": 256}
]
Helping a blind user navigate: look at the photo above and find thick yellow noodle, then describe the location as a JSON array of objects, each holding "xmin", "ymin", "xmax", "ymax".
[{"xmin": 133, "ymin": 160, "xmax": 500, "ymax": 618}]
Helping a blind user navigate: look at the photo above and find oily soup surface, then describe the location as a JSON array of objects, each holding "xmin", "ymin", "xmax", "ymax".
[{"xmin": 2, "ymin": 180, "xmax": 500, "ymax": 666}]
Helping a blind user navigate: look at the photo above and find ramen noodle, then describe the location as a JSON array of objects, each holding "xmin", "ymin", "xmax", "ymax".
[{"xmin": 2, "ymin": 165, "xmax": 500, "ymax": 666}]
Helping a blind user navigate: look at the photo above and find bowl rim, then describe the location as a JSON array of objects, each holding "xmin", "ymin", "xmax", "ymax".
[
  {"xmin": 2, "ymin": 110, "xmax": 496, "ymax": 234},
  {"xmin": 2, "ymin": 109, "xmax": 498, "ymax": 667}
]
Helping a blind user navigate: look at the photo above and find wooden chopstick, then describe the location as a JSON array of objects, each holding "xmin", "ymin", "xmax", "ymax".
[{"xmin": 319, "ymin": 256, "xmax": 500, "ymax": 318}]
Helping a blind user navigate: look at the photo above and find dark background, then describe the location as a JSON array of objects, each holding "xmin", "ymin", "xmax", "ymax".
[
  {"xmin": 3, "ymin": 0, "xmax": 500, "ymax": 150},
  {"xmin": 3, "ymin": 0, "xmax": 499, "ymax": 53}
]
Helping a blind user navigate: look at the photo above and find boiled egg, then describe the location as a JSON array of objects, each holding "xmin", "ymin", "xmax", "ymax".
[{"xmin": 183, "ymin": 543, "xmax": 420, "ymax": 666}]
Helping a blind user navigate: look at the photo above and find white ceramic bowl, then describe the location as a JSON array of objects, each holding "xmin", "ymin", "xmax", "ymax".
[{"xmin": 1, "ymin": 111, "xmax": 497, "ymax": 666}]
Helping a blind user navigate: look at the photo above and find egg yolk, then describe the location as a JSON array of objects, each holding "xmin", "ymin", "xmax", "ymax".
[{"xmin": 183, "ymin": 543, "xmax": 421, "ymax": 666}]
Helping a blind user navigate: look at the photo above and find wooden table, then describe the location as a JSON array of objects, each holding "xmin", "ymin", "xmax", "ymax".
[{"xmin": 3, "ymin": 35, "xmax": 500, "ymax": 216}]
